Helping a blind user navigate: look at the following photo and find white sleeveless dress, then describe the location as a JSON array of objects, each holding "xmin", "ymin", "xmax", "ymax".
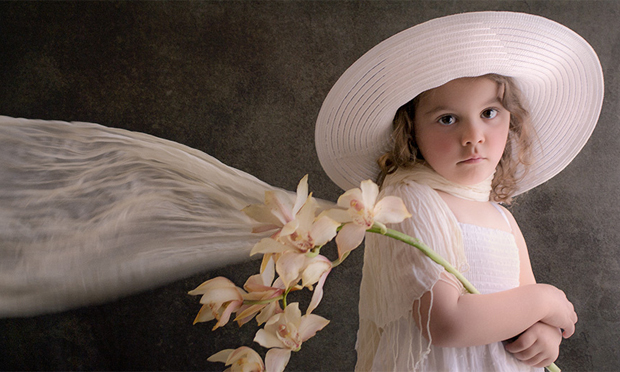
[
  {"xmin": 357, "ymin": 203, "xmax": 542, "ymax": 372},
  {"xmin": 416, "ymin": 215, "xmax": 542, "ymax": 372}
]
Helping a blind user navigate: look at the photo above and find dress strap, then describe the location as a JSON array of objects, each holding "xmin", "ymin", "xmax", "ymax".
[{"xmin": 491, "ymin": 202, "xmax": 512, "ymax": 233}]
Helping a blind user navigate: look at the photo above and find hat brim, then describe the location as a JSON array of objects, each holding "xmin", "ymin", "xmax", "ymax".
[{"xmin": 315, "ymin": 11, "xmax": 604, "ymax": 194}]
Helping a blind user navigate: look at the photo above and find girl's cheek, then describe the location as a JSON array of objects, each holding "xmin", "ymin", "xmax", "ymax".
[{"xmin": 428, "ymin": 135, "xmax": 454, "ymax": 154}]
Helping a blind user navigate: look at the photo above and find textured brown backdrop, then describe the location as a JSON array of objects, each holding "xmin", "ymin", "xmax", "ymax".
[{"xmin": 1, "ymin": 1, "xmax": 618, "ymax": 371}]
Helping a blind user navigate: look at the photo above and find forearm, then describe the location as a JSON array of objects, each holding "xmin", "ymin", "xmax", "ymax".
[{"xmin": 424, "ymin": 282, "xmax": 557, "ymax": 348}]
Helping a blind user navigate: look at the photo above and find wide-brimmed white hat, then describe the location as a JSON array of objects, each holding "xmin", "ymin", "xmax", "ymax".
[{"xmin": 315, "ymin": 11, "xmax": 604, "ymax": 194}]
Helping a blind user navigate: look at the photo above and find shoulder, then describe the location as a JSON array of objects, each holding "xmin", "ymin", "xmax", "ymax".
[
  {"xmin": 496, "ymin": 204, "xmax": 521, "ymax": 233},
  {"xmin": 498, "ymin": 205, "xmax": 537, "ymax": 284}
]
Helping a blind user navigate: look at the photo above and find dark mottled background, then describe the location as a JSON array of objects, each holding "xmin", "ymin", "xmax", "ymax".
[{"xmin": 0, "ymin": 1, "xmax": 618, "ymax": 371}]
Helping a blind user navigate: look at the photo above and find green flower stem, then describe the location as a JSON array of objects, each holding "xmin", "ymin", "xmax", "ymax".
[
  {"xmin": 366, "ymin": 225, "xmax": 479, "ymax": 295},
  {"xmin": 366, "ymin": 224, "xmax": 561, "ymax": 372},
  {"xmin": 306, "ymin": 247, "xmax": 321, "ymax": 258},
  {"xmin": 282, "ymin": 287, "xmax": 293, "ymax": 309},
  {"xmin": 330, "ymin": 251, "xmax": 350, "ymax": 268}
]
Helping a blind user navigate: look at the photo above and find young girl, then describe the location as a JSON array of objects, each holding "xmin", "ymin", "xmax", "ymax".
[{"xmin": 314, "ymin": 11, "xmax": 604, "ymax": 371}]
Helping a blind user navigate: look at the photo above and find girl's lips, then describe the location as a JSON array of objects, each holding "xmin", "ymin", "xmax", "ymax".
[{"xmin": 459, "ymin": 156, "xmax": 484, "ymax": 164}]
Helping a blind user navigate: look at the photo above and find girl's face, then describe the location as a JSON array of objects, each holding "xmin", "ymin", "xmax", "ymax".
[{"xmin": 413, "ymin": 77, "xmax": 510, "ymax": 186}]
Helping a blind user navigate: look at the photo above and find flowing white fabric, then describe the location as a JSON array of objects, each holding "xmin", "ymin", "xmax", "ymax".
[
  {"xmin": 0, "ymin": 116, "xmax": 312, "ymax": 317},
  {"xmin": 355, "ymin": 165, "xmax": 538, "ymax": 371}
]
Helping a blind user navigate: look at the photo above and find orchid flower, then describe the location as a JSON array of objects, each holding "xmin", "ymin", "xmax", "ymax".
[
  {"xmin": 188, "ymin": 277, "xmax": 245, "ymax": 330},
  {"xmin": 242, "ymin": 175, "xmax": 310, "ymax": 234},
  {"xmin": 330, "ymin": 179, "xmax": 411, "ymax": 258},
  {"xmin": 274, "ymin": 252, "xmax": 332, "ymax": 313},
  {"xmin": 244, "ymin": 175, "xmax": 340, "ymax": 256},
  {"xmin": 208, "ymin": 346, "xmax": 265, "ymax": 372},
  {"xmin": 254, "ymin": 303, "xmax": 329, "ymax": 372},
  {"xmin": 235, "ymin": 257, "xmax": 285, "ymax": 326}
]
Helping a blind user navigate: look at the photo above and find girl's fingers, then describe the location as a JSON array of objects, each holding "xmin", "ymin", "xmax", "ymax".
[
  {"xmin": 505, "ymin": 333, "xmax": 535, "ymax": 354},
  {"xmin": 561, "ymin": 320, "xmax": 576, "ymax": 338}
]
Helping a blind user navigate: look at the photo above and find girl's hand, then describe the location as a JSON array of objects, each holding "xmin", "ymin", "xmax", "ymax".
[
  {"xmin": 539, "ymin": 284, "xmax": 578, "ymax": 338},
  {"xmin": 504, "ymin": 322, "xmax": 562, "ymax": 368}
]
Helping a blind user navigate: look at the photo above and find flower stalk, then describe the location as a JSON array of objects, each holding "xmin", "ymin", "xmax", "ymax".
[
  {"xmin": 366, "ymin": 224, "xmax": 480, "ymax": 295},
  {"xmin": 191, "ymin": 176, "xmax": 562, "ymax": 372}
]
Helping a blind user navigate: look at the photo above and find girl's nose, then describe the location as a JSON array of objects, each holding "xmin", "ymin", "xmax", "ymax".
[{"xmin": 461, "ymin": 119, "xmax": 485, "ymax": 146}]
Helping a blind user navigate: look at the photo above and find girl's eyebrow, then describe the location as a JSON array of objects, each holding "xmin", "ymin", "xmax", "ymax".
[
  {"xmin": 421, "ymin": 105, "xmax": 451, "ymax": 117},
  {"xmin": 421, "ymin": 96, "xmax": 503, "ymax": 117}
]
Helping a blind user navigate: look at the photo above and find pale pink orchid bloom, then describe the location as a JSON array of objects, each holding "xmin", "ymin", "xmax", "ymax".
[
  {"xmin": 188, "ymin": 276, "xmax": 245, "ymax": 330},
  {"xmin": 242, "ymin": 175, "xmax": 309, "ymax": 234},
  {"xmin": 275, "ymin": 252, "xmax": 331, "ymax": 313},
  {"xmin": 254, "ymin": 303, "xmax": 330, "ymax": 372},
  {"xmin": 333, "ymin": 179, "xmax": 411, "ymax": 258},
  {"xmin": 249, "ymin": 203, "xmax": 339, "ymax": 256},
  {"xmin": 208, "ymin": 346, "xmax": 265, "ymax": 372},
  {"xmin": 245, "ymin": 175, "xmax": 340, "ymax": 256},
  {"xmin": 274, "ymin": 251, "xmax": 308, "ymax": 288},
  {"xmin": 235, "ymin": 258, "xmax": 285, "ymax": 326}
]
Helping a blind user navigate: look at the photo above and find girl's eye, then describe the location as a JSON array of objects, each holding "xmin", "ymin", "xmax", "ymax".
[
  {"xmin": 438, "ymin": 115, "xmax": 456, "ymax": 126},
  {"xmin": 481, "ymin": 108, "xmax": 498, "ymax": 119}
]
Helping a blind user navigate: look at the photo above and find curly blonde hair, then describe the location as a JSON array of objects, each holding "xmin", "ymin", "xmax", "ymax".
[{"xmin": 377, "ymin": 74, "xmax": 534, "ymax": 203}]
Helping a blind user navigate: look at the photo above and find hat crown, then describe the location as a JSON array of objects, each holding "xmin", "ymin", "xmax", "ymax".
[{"xmin": 315, "ymin": 11, "xmax": 604, "ymax": 194}]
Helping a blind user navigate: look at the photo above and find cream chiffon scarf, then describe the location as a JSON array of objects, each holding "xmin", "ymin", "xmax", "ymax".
[
  {"xmin": 356, "ymin": 165, "xmax": 492, "ymax": 371},
  {"xmin": 0, "ymin": 115, "xmax": 492, "ymax": 341},
  {"xmin": 0, "ymin": 116, "xmax": 311, "ymax": 317}
]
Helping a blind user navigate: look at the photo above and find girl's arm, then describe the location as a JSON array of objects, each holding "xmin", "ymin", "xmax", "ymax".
[
  {"xmin": 413, "ymin": 207, "xmax": 577, "ymax": 348},
  {"xmin": 415, "ymin": 279, "xmax": 575, "ymax": 347},
  {"xmin": 503, "ymin": 206, "xmax": 565, "ymax": 367}
]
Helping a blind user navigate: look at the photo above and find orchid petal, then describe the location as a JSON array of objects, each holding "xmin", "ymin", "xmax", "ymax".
[
  {"xmin": 279, "ymin": 217, "xmax": 300, "ymax": 238},
  {"xmin": 335, "ymin": 223, "xmax": 367, "ymax": 258},
  {"xmin": 192, "ymin": 303, "xmax": 216, "ymax": 324},
  {"xmin": 234, "ymin": 303, "xmax": 265, "ymax": 325},
  {"xmin": 373, "ymin": 195, "xmax": 412, "ymax": 224},
  {"xmin": 360, "ymin": 179, "xmax": 379, "ymax": 209},
  {"xmin": 213, "ymin": 300, "xmax": 243, "ymax": 330},
  {"xmin": 337, "ymin": 187, "xmax": 363, "ymax": 210},
  {"xmin": 251, "ymin": 224, "xmax": 281, "ymax": 234},
  {"xmin": 188, "ymin": 276, "xmax": 236, "ymax": 296},
  {"xmin": 260, "ymin": 254, "xmax": 276, "ymax": 274},
  {"xmin": 295, "ymin": 195, "xmax": 319, "ymax": 230},
  {"xmin": 251, "ymin": 238, "xmax": 290, "ymax": 256},
  {"xmin": 227, "ymin": 346, "xmax": 265, "ymax": 370},
  {"xmin": 275, "ymin": 252, "xmax": 307, "ymax": 288},
  {"xmin": 209, "ymin": 347, "xmax": 265, "ymax": 372},
  {"xmin": 309, "ymin": 215, "xmax": 340, "ymax": 246},
  {"xmin": 265, "ymin": 348, "xmax": 292, "ymax": 372},
  {"xmin": 298, "ymin": 314, "xmax": 330, "ymax": 342},
  {"xmin": 272, "ymin": 277, "xmax": 286, "ymax": 290},
  {"xmin": 256, "ymin": 301, "xmax": 282, "ymax": 325},
  {"xmin": 292, "ymin": 174, "xmax": 309, "ymax": 215},
  {"xmin": 282, "ymin": 302, "xmax": 302, "ymax": 325},
  {"xmin": 318, "ymin": 208, "xmax": 351, "ymax": 224},
  {"xmin": 243, "ymin": 274, "xmax": 271, "ymax": 293},
  {"xmin": 261, "ymin": 256, "xmax": 275, "ymax": 286},
  {"xmin": 242, "ymin": 204, "xmax": 282, "ymax": 228},
  {"xmin": 307, "ymin": 270, "xmax": 329, "ymax": 314},
  {"xmin": 265, "ymin": 190, "xmax": 293, "ymax": 224},
  {"xmin": 198, "ymin": 286, "xmax": 243, "ymax": 305},
  {"xmin": 242, "ymin": 289, "xmax": 280, "ymax": 302},
  {"xmin": 254, "ymin": 328, "xmax": 285, "ymax": 349},
  {"xmin": 208, "ymin": 349, "xmax": 234, "ymax": 363},
  {"xmin": 300, "ymin": 255, "xmax": 331, "ymax": 289}
]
